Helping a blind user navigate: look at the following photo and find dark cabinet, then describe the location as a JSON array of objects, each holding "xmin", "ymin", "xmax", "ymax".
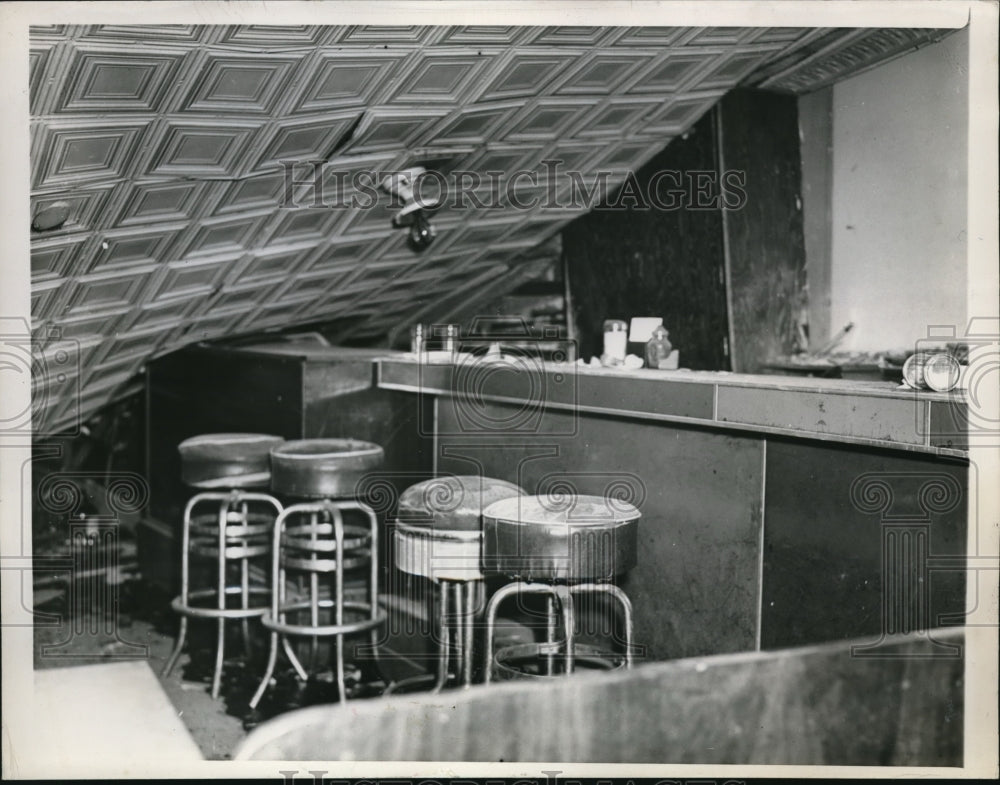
[{"xmin": 140, "ymin": 341, "xmax": 432, "ymax": 590}]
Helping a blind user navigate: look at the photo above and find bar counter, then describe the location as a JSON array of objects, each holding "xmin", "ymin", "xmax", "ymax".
[
  {"xmin": 375, "ymin": 354, "xmax": 968, "ymax": 663},
  {"xmin": 376, "ymin": 355, "xmax": 968, "ymax": 456}
]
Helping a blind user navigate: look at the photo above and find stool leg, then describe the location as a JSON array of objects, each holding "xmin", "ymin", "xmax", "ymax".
[
  {"xmin": 555, "ymin": 584, "xmax": 575, "ymax": 675},
  {"xmin": 432, "ymin": 580, "xmax": 449, "ymax": 693},
  {"xmin": 248, "ymin": 629, "xmax": 278, "ymax": 710},
  {"xmin": 308, "ymin": 511, "xmax": 320, "ymax": 674},
  {"xmin": 163, "ymin": 496, "xmax": 196, "ymax": 678},
  {"xmin": 570, "ymin": 583, "xmax": 635, "ymax": 669},
  {"xmin": 451, "ymin": 582, "xmax": 463, "ymax": 686},
  {"xmin": 162, "ymin": 615, "xmax": 187, "ymax": 677},
  {"xmin": 481, "ymin": 582, "xmax": 522, "ymax": 686},
  {"xmin": 211, "ymin": 499, "xmax": 228, "ymax": 699},
  {"xmin": 240, "ymin": 501, "xmax": 252, "ymax": 657},
  {"xmin": 332, "ymin": 507, "xmax": 346, "ymax": 703},
  {"xmin": 545, "ymin": 596, "xmax": 557, "ymax": 676},
  {"xmin": 461, "ymin": 581, "xmax": 475, "ymax": 687}
]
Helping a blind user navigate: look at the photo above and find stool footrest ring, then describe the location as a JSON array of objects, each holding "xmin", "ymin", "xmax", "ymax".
[{"xmin": 261, "ymin": 601, "xmax": 385, "ymax": 637}]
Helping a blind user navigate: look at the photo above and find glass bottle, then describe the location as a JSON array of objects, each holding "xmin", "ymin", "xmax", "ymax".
[{"xmin": 645, "ymin": 325, "xmax": 673, "ymax": 369}]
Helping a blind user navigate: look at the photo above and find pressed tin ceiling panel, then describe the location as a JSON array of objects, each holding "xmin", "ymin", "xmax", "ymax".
[{"xmin": 27, "ymin": 23, "xmax": 955, "ymax": 434}]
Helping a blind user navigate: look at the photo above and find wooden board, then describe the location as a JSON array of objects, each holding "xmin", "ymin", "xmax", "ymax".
[
  {"xmin": 720, "ymin": 89, "xmax": 809, "ymax": 373},
  {"xmin": 237, "ymin": 629, "xmax": 964, "ymax": 766}
]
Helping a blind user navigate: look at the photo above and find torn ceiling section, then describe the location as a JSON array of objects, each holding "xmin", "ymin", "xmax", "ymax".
[{"xmin": 28, "ymin": 24, "xmax": 953, "ymax": 433}]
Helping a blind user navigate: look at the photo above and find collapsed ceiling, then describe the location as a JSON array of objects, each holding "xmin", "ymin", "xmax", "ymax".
[{"xmin": 28, "ymin": 24, "xmax": 952, "ymax": 434}]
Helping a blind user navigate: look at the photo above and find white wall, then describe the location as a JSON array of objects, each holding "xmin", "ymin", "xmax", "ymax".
[{"xmin": 830, "ymin": 29, "xmax": 968, "ymax": 352}]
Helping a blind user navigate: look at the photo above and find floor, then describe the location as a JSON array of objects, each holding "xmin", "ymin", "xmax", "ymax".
[
  {"xmin": 31, "ymin": 535, "xmax": 397, "ymax": 760},
  {"xmin": 32, "ymin": 519, "xmax": 582, "ymax": 762}
]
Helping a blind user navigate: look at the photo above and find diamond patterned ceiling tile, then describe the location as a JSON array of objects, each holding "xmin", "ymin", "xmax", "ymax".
[
  {"xmin": 473, "ymin": 49, "xmax": 582, "ymax": 101},
  {"xmin": 118, "ymin": 294, "xmax": 199, "ymax": 332},
  {"xmin": 640, "ymin": 90, "xmax": 726, "ymax": 134},
  {"xmin": 145, "ymin": 119, "xmax": 263, "ymax": 177},
  {"xmin": 113, "ymin": 179, "xmax": 215, "ymax": 227},
  {"xmin": 56, "ymin": 44, "xmax": 184, "ymax": 113},
  {"xmin": 527, "ymin": 27, "xmax": 619, "ymax": 46},
  {"xmin": 31, "ymin": 278, "xmax": 69, "ymax": 321},
  {"xmin": 614, "ymin": 28, "xmax": 698, "ymax": 47},
  {"xmin": 503, "ymin": 98, "xmax": 592, "ymax": 142},
  {"xmin": 426, "ymin": 101, "xmax": 521, "ymax": 145},
  {"xmin": 32, "ymin": 118, "xmax": 150, "ymax": 189},
  {"xmin": 292, "ymin": 51, "xmax": 408, "ymax": 113},
  {"xmin": 49, "ymin": 307, "xmax": 131, "ymax": 339},
  {"xmin": 29, "ymin": 40, "xmax": 61, "ymax": 115},
  {"xmin": 462, "ymin": 144, "xmax": 546, "ymax": 177},
  {"xmin": 231, "ymin": 243, "xmax": 318, "ymax": 285},
  {"xmin": 390, "ymin": 50, "xmax": 496, "ymax": 103},
  {"xmin": 61, "ymin": 265, "xmax": 160, "ymax": 317},
  {"xmin": 79, "ymin": 25, "xmax": 211, "ymax": 44},
  {"xmin": 626, "ymin": 50, "xmax": 719, "ymax": 93},
  {"xmin": 149, "ymin": 257, "xmax": 234, "ymax": 302},
  {"xmin": 175, "ymin": 210, "xmax": 272, "ymax": 259},
  {"xmin": 213, "ymin": 172, "xmax": 288, "ymax": 216},
  {"xmin": 218, "ymin": 25, "xmax": 329, "ymax": 45},
  {"xmin": 87, "ymin": 223, "xmax": 188, "ymax": 273},
  {"xmin": 32, "ymin": 182, "xmax": 118, "ymax": 236},
  {"xmin": 551, "ymin": 51, "xmax": 653, "ymax": 95},
  {"xmin": 236, "ymin": 295, "xmax": 316, "ymax": 329},
  {"xmin": 572, "ymin": 97, "xmax": 661, "ymax": 137},
  {"xmin": 686, "ymin": 27, "xmax": 762, "ymax": 46},
  {"xmin": 208, "ymin": 279, "xmax": 285, "ymax": 314},
  {"xmin": 31, "ymin": 235, "xmax": 90, "ymax": 282},
  {"xmin": 339, "ymin": 26, "xmax": 442, "ymax": 45},
  {"xmin": 699, "ymin": 48, "xmax": 779, "ymax": 88},
  {"xmin": 269, "ymin": 269, "xmax": 343, "ymax": 303},
  {"xmin": 262, "ymin": 206, "xmax": 343, "ymax": 245},
  {"xmin": 305, "ymin": 233, "xmax": 394, "ymax": 274},
  {"xmin": 339, "ymin": 109, "xmax": 450, "ymax": 155},
  {"xmin": 438, "ymin": 27, "xmax": 536, "ymax": 45},
  {"xmin": 253, "ymin": 111, "xmax": 360, "ymax": 172},
  {"xmin": 180, "ymin": 51, "xmax": 302, "ymax": 115}
]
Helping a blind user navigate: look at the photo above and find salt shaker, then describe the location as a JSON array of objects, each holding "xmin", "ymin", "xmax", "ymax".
[{"xmin": 602, "ymin": 319, "xmax": 628, "ymax": 366}]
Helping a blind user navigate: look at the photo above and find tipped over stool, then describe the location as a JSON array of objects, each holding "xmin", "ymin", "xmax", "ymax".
[
  {"xmin": 390, "ymin": 475, "xmax": 525, "ymax": 692},
  {"xmin": 163, "ymin": 433, "xmax": 285, "ymax": 699},
  {"xmin": 250, "ymin": 439, "xmax": 387, "ymax": 708},
  {"xmin": 481, "ymin": 494, "xmax": 640, "ymax": 683}
]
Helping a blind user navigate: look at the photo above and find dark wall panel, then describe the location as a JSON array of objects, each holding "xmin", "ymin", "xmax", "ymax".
[
  {"xmin": 721, "ymin": 89, "xmax": 809, "ymax": 372},
  {"xmin": 437, "ymin": 403, "xmax": 765, "ymax": 661},
  {"xmin": 761, "ymin": 439, "xmax": 967, "ymax": 649},
  {"xmin": 561, "ymin": 110, "xmax": 730, "ymax": 369}
]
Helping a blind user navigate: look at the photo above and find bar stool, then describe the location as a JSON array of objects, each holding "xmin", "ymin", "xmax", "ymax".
[
  {"xmin": 249, "ymin": 439, "xmax": 387, "ymax": 708},
  {"xmin": 389, "ymin": 475, "xmax": 525, "ymax": 693},
  {"xmin": 480, "ymin": 494, "xmax": 640, "ymax": 684},
  {"xmin": 162, "ymin": 433, "xmax": 285, "ymax": 699}
]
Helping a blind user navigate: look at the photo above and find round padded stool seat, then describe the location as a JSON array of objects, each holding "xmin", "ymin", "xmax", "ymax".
[
  {"xmin": 270, "ymin": 439, "xmax": 384, "ymax": 498},
  {"xmin": 395, "ymin": 476, "xmax": 524, "ymax": 580},
  {"xmin": 482, "ymin": 494, "xmax": 640, "ymax": 581},
  {"xmin": 178, "ymin": 433, "xmax": 284, "ymax": 489}
]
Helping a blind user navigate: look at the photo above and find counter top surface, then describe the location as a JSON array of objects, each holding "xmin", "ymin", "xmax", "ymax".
[{"xmin": 376, "ymin": 356, "xmax": 968, "ymax": 458}]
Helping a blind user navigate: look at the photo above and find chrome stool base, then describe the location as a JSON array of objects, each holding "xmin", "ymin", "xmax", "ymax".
[
  {"xmin": 162, "ymin": 490, "xmax": 283, "ymax": 699},
  {"xmin": 383, "ymin": 578, "xmax": 483, "ymax": 695},
  {"xmin": 249, "ymin": 500, "xmax": 385, "ymax": 709},
  {"xmin": 482, "ymin": 581, "xmax": 634, "ymax": 685}
]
